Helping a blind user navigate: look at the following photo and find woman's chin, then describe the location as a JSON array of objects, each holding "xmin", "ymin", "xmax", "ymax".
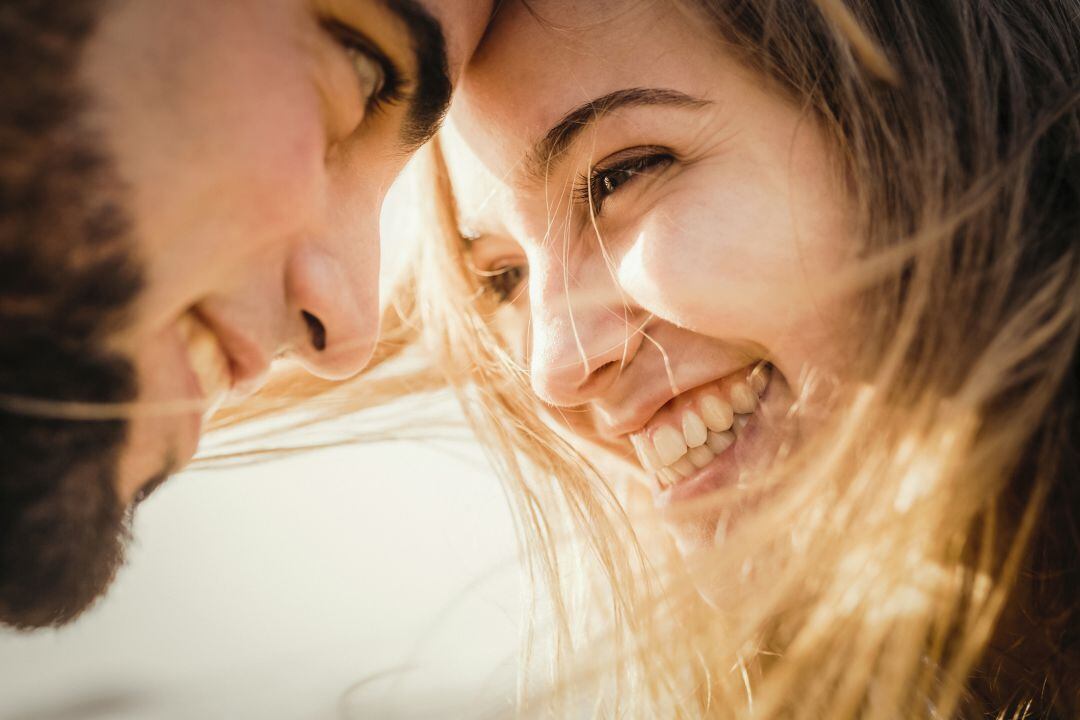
[{"xmin": 655, "ymin": 373, "xmax": 793, "ymax": 557}]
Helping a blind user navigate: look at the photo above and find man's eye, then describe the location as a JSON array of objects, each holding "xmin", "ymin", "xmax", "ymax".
[
  {"xmin": 346, "ymin": 47, "xmax": 386, "ymax": 109},
  {"xmin": 322, "ymin": 20, "xmax": 402, "ymax": 117},
  {"xmin": 479, "ymin": 265, "xmax": 529, "ymax": 304}
]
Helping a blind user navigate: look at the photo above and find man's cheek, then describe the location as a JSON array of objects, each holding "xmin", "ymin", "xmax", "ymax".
[
  {"xmin": 114, "ymin": 325, "xmax": 199, "ymax": 503},
  {"xmin": 223, "ymin": 98, "xmax": 327, "ymax": 248}
]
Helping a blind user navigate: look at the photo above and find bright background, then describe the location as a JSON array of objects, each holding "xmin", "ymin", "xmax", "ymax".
[{"xmin": 0, "ymin": 163, "xmax": 524, "ymax": 720}]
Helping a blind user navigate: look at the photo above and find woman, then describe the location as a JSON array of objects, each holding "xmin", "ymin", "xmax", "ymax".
[{"xmin": 222, "ymin": 0, "xmax": 1079, "ymax": 716}]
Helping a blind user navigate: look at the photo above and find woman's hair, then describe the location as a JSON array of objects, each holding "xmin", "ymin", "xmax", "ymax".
[{"xmin": 216, "ymin": 1, "xmax": 1080, "ymax": 717}]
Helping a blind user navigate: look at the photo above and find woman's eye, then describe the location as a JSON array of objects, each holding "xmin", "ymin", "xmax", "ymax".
[
  {"xmin": 480, "ymin": 265, "xmax": 529, "ymax": 304},
  {"xmin": 577, "ymin": 149, "xmax": 675, "ymax": 215}
]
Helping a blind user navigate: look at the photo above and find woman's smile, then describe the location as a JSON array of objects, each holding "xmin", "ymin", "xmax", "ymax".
[
  {"xmin": 441, "ymin": 0, "xmax": 849, "ymax": 546},
  {"xmin": 627, "ymin": 361, "xmax": 773, "ymax": 492}
]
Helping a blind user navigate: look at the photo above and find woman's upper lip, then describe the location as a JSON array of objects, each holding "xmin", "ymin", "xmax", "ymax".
[
  {"xmin": 594, "ymin": 365, "xmax": 751, "ymax": 439},
  {"xmin": 192, "ymin": 306, "xmax": 272, "ymax": 398}
]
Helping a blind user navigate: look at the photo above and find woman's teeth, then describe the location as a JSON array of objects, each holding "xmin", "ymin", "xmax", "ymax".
[
  {"xmin": 729, "ymin": 382, "xmax": 758, "ymax": 414},
  {"xmin": 653, "ymin": 425, "xmax": 688, "ymax": 466},
  {"xmin": 700, "ymin": 394, "xmax": 734, "ymax": 431},
  {"xmin": 177, "ymin": 313, "xmax": 231, "ymax": 418},
  {"xmin": 681, "ymin": 410, "xmax": 708, "ymax": 448},
  {"xmin": 630, "ymin": 363, "xmax": 771, "ymax": 489}
]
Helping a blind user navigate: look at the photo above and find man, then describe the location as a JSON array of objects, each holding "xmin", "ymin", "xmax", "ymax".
[{"xmin": 0, "ymin": 0, "xmax": 491, "ymax": 629}]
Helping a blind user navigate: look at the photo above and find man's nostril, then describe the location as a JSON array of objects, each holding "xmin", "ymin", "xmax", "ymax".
[{"xmin": 301, "ymin": 310, "xmax": 326, "ymax": 352}]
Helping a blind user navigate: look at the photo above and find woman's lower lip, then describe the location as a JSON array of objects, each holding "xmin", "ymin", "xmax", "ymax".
[
  {"xmin": 652, "ymin": 375, "xmax": 777, "ymax": 508},
  {"xmin": 653, "ymin": 414, "xmax": 755, "ymax": 508}
]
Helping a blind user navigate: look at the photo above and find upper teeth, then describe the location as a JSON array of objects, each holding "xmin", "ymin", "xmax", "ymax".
[
  {"xmin": 630, "ymin": 363, "xmax": 771, "ymax": 489},
  {"xmin": 177, "ymin": 313, "xmax": 231, "ymax": 419}
]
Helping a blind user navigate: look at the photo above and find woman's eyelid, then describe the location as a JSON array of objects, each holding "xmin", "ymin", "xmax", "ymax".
[
  {"xmin": 465, "ymin": 229, "xmax": 528, "ymax": 268},
  {"xmin": 589, "ymin": 146, "xmax": 675, "ymax": 184},
  {"xmin": 594, "ymin": 144, "xmax": 675, "ymax": 169},
  {"xmin": 474, "ymin": 252, "xmax": 528, "ymax": 276}
]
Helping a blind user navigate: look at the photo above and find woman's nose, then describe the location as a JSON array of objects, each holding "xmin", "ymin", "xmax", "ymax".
[
  {"xmin": 527, "ymin": 259, "xmax": 644, "ymax": 407},
  {"xmin": 284, "ymin": 237, "xmax": 379, "ymax": 381}
]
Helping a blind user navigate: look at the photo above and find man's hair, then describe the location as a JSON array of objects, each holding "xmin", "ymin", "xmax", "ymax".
[{"xmin": 0, "ymin": 0, "xmax": 143, "ymax": 627}]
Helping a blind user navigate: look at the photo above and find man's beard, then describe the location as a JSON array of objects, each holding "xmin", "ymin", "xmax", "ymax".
[{"xmin": 0, "ymin": 1, "xmax": 143, "ymax": 628}]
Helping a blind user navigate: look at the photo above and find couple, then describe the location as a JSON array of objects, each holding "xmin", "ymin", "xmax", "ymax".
[{"xmin": 3, "ymin": 1, "xmax": 1078, "ymax": 718}]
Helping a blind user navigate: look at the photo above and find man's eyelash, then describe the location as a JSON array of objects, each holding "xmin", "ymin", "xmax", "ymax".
[{"xmin": 322, "ymin": 19, "xmax": 406, "ymax": 111}]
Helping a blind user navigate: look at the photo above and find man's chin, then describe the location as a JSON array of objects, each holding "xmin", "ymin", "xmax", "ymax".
[
  {"xmin": 0, "ymin": 466, "xmax": 131, "ymax": 629},
  {"xmin": 0, "ymin": 444, "xmax": 181, "ymax": 629},
  {"xmin": 0, "ymin": 362, "xmax": 138, "ymax": 629},
  {"xmin": 131, "ymin": 455, "xmax": 178, "ymax": 508}
]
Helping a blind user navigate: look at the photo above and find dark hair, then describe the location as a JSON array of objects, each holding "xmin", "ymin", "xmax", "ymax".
[{"xmin": 0, "ymin": 0, "xmax": 142, "ymax": 628}]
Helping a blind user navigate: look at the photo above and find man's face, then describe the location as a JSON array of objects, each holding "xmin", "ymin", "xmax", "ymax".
[{"xmin": 0, "ymin": 0, "xmax": 490, "ymax": 628}]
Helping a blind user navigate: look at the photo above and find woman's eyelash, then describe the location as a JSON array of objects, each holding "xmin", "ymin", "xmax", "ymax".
[{"xmin": 574, "ymin": 148, "xmax": 675, "ymax": 214}]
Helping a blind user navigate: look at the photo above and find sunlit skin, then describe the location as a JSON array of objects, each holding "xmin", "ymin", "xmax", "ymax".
[
  {"xmin": 442, "ymin": 0, "xmax": 855, "ymax": 551},
  {"xmin": 80, "ymin": 0, "xmax": 491, "ymax": 503}
]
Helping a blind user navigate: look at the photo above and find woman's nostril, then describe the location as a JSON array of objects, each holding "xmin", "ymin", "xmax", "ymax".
[
  {"xmin": 583, "ymin": 360, "xmax": 621, "ymax": 391},
  {"xmin": 301, "ymin": 310, "xmax": 326, "ymax": 352},
  {"xmin": 591, "ymin": 360, "xmax": 619, "ymax": 376}
]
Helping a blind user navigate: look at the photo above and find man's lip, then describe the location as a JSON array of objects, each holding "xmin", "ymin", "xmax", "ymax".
[{"xmin": 191, "ymin": 306, "xmax": 271, "ymax": 398}]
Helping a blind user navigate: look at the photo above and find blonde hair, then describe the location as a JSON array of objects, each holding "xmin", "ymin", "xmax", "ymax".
[{"xmin": 217, "ymin": 1, "xmax": 1080, "ymax": 717}]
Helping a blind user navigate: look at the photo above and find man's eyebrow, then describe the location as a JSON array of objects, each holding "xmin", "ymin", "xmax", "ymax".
[
  {"xmin": 383, "ymin": 0, "xmax": 453, "ymax": 150},
  {"xmin": 525, "ymin": 87, "xmax": 711, "ymax": 181}
]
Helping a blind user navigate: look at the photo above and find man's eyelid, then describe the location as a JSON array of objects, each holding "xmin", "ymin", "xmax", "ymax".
[{"xmin": 321, "ymin": 18, "xmax": 406, "ymax": 105}]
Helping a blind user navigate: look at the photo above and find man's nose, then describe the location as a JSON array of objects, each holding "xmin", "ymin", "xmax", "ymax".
[
  {"xmin": 284, "ymin": 210, "xmax": 380, "ymax": 381},
  {"xmin": 527, "ymin": 257, "xmax": 644, "ymax": 407}
]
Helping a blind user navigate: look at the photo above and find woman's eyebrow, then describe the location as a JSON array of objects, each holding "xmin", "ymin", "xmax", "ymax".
[
  {"xmin": 384, "ymin": 0, "xmax": 452, "ymax": 150},
  {"xmin": 523, "ymin": 87, "xmax": 711, "ymax": 181}
]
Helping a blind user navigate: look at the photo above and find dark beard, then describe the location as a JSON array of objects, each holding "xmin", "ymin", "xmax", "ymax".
[{"xmin": 0, "ymin": 1, "xmax": 143, "ymax": 628}]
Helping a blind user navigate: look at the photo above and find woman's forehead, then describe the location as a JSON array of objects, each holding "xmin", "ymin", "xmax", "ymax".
[
  {"xmin": 448, "ymin": 0, "xmax": 702, "ymax": 179},
  {"xmin": 440, "ymin": 118, "xmax": 512, "ymax": 236}
]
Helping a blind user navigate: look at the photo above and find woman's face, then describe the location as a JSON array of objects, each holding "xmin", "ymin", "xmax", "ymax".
[{"xmin": 442, "ymin": 0, "xmax": 855, "ymax": 550}]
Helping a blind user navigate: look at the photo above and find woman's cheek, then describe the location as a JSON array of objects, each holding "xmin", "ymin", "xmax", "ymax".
[
  {"xmin": 615, "ymin": 197, "xmax": 790, "ymax": 341},
  {"xmin": 495, "ymin": 307, "xmax": 530, "ymax": 362}
]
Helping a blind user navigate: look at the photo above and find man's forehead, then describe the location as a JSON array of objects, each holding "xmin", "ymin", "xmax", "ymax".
[{"xmin": 411, "ymin": 0, "xmax": 493, "ymax": 81}]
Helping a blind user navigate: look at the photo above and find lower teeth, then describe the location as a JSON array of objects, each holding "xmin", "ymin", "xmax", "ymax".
[{"xmin": 656, "ymin": 415, "xmax": 748, "ymax": 487}]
